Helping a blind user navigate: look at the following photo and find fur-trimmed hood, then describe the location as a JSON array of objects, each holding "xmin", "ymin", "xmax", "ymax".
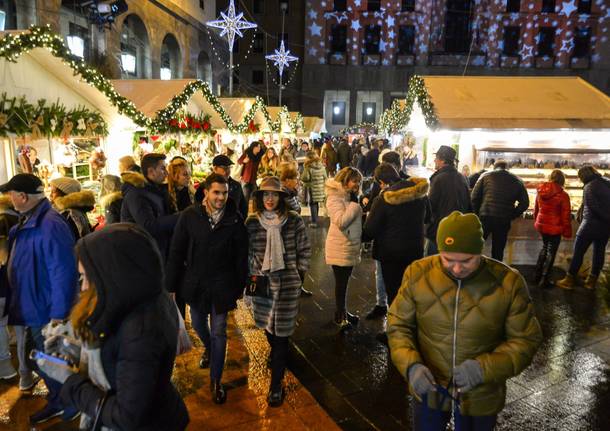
[
  {"xmin": 382, "ymin": 177, "xmax": 429, "ymax": 205},
  {"xmin": 325, "ymin": 178, "xmax": 348, "ymax": 199},
  {"xmin": 100, "ymin": 191, "xmax": 123, "ymax": 209},
  {"xmin": 0, "ymin": 194, "xmax": 15, "ymax": 212},
  {"xmin": 121, "ymin": 171, "xmax": 147, "ymax": 188},
  {"xmin": 54, "ymin": 190, "xmax": 96, "ymax": 212}
]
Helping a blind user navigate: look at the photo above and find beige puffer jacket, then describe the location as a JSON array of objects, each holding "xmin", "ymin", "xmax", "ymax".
[{"xmin": 324, "ymin": 179, "xmax": 362, "ymax": 267}]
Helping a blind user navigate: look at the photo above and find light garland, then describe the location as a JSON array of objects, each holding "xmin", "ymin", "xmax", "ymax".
[
  {"xmin": 265, "ymin": 40, "xmax": 298, "ymax": 80},
  {"xmin": 205, "ymin": 0, "xmax": 257, "ymax": 53},
  {"xmin": 0, "ymin": 26, "xmax": 150, "ymax": 127},
  {"xmin": 265, "ymin": 58, "xmax": 300, "ymax": 87},
  {"xmin": 378, "ymin": 75, "xmax": 439, "ymax": 134}
]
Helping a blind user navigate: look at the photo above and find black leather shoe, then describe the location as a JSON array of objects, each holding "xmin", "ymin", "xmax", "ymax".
[
  {"xmin": 300, "ymin": 287, "xmax": 313, "ymax": 297},
  {"xmin": 365, "ymin": 305, "xmax": 387, "ymax": 320},
  {"xmin": 199, "ymin": 349, "xmax": 210, "ymax": 369},
  {"xmin": 211, "ymin": 381, "xmax": 227, "ymax": 404},
  {"xmin": 267, "ymin": 386, "xmax": 284, "ymax": 407}
]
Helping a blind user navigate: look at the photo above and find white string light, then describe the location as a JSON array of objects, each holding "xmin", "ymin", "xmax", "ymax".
[
  {"xmin": 265, "ymin": 40, "xmax": 298, "ymax": 79},
  {"xmin": 206, "ymin": 0, "xmax": 257, "ymax": 53}
]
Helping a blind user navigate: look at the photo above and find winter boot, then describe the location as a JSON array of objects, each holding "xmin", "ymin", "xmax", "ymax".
[
  {"xmin": 538, "ymin": 245, "xmax": 556, "ymax": 289},
  {"xmin": 584, "ymin": 274, "xmax": 599, "ymax": 290},
  {"xmin": 556, "ymin": 273, "xmax": 576, "ymax": 290},
  {"xmin": 533, "ymin": 249, "xmax": 546, "ymax": 284}
]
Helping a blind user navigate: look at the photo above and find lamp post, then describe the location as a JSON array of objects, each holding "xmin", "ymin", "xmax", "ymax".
[{"xmin": 206, "ymin": 0, "xmax": 257, "ymax": 96}]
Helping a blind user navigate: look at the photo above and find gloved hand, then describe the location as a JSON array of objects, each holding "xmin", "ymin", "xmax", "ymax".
[
  {"xmin": 36, "ymin": 358, "xmax": 76, "ymax": 384},
  {"xmin": 454, "ymin": 359, "xmax": 484, "ymax": 393},
  {"xmin": 408, "ymin": 363, "xmax": 436, "ymax": 397}
]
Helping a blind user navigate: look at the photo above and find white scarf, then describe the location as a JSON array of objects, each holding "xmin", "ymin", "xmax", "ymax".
[
  {"xmin": 258, "ymin": 210, "xmax": 287, "ymax": 273},
  {"xmin": 204, "ymin": 199, "xmax": 225, "ymax": 228}
]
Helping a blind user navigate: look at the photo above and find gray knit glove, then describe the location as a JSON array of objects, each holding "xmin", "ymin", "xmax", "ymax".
[
  {"xmin": 408, "ymin": 363, "xmax": 436, "ymax": 397},
  {"xmin": 454, "ymin": 359, "xmax": 484, "ymax": 393}
]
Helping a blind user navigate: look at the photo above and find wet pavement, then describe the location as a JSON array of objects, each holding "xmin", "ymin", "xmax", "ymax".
[
  {"xmin": 0, "ymin": 302, "xmax": 339, "ymax": 431},
  {"xmin": 289, "ymin": 221, "xmax": 610, "ymax": 430}
]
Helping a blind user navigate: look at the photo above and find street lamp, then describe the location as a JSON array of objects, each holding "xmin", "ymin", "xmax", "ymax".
[
  {"xmin": 160, "ymin": 67, "xmax": 171, "ymax": 80},
  {"xmin": 121, "ymin": 52, "xmax": 136, "ymax": 74}
]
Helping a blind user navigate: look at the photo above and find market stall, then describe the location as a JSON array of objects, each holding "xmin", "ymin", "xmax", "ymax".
[
  {"xmin": 300, "ymin": 116, "xmax": 324, "ymax": 140},
  {"xmin": 0, "ymin": 27, "xmax": 146, "ymax": 186},
  {"xmin": 383, "ymin": 75, "xmax": 610, "ymax": 265},
  {"xmin": 217, "ymin": 96, "xmax": 268, "ymax": 154}
]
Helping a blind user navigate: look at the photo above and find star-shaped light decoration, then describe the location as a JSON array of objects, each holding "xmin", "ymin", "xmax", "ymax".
[
  {"xmin": 265, "ymin": 40, "xmax": 298, "ymax": 78},
  {"xmin": 206, "ymin": 0, "xmax": 257, "ymax": 52}
]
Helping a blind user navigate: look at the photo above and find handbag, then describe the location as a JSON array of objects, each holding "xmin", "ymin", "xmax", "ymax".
[{"xmin": 245, "ymin": 274, "xmax": 270, "ymax": 298}]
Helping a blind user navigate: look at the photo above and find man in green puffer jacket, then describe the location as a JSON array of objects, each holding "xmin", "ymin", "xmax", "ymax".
[{"xmin": 388, "ymin": 211, "xmax": 542, "ymax": 431}]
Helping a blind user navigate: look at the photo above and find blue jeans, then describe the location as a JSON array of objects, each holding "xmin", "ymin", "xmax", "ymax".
[
  {"xmin": 374, "ymin": 260, "xmax": 387, "ymax": 307},
  {"xmin": 413, "ymin": 401, "xmax": 497, "ymax": 431},
  {"xmin": 0, "ymin": 298, "xmax": 10, "ymax": 362},
  {"xmin": 568, "ymin": 233, "xmax": 610, "ymax": 277},
  {"xmin": 190, "ymin": 305, "xmax": 228, "ymax": 383}
]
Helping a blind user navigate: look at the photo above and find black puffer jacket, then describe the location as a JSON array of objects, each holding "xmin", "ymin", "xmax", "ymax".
[
  {"xmin": 337, "ymin": 141, "xmax": 352, "ymax": 169},
  {"xmin": 426, "ymin": 165, "xmax": 472, "ymax": 239},
  {"xmin": 165, "ymin": 199, "xmax": 248, "ymax": 313},
  {"xmin": 578, "ymin": 174, "xmax": 610, "ymax": 238},
  {"xmin": 471, "ymin": 168, "xmax": 529, "ymax": 219},
  {"xmin": 363, "ymin": 177, "xmax": 429, "ymax": 262},
  {"xmin": 120, "ymin": 172, "xmax": 178, "ymax": 259},
  {"xmin": 61, "ymin": 224, "xmax": 188, "ymax": 431}
]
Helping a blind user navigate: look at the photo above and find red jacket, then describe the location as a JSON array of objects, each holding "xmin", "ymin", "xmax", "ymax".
[
  {"xmin": 534, "ymin": 182, "xmax": 572, "ymax": 238},
  {"xmin": 238, "ymin": 152, "xmax": 261, "ymax": 185}
]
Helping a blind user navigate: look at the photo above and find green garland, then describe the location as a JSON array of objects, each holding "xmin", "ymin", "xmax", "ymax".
[
  {"xmin": 378, "ymin": 75, "xmax": 439, "ymax": 134},
  {"xmin": 259, "ymin": 105, "xmax": 303, "ymax": 134},
  {"xmin": 149, "ymin": 110, "xmax": 216, "ymax": 136},
  {"xmin": 0, "ymin": 26, "xmax": 149, "ymax": 127},
  {"xmin": 0, "ymin": 93, "xmax": 107, "ymax": 138}
]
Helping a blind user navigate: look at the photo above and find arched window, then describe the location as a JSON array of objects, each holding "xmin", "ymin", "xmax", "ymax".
[
  {"xmin": 197, "ymin": 50, "xmax": 212, "ymax": 86},
  {"xmin": 160, "ymin": 34, "xmax": 182, "ymax": 80},
  {"xmin": 120, "ymin": 14, "xmax": 152, "ymax": 78},
  {"xmin": 0, "ymin": 0, "xmax": 17, "ymax": 30}
]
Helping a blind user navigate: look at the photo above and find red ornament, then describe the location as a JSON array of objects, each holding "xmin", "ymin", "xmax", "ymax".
[
  {"xmin": 193, "ymin": 122, "xmax": 201, "ymax": 129},
  {"xmin": 151, "ymin": 135, "xmax": 160, "ymax": 141},
  {"xmin": 179, "ymin": 122, "xmax": 187, "ymax": 129},
  {"xmin": 203, "ymin": 122, "xmax": 210, "ymax": 131},
  {"xmin": 169, "ymin": 119, "xmax": 178, "ymax": 127}
]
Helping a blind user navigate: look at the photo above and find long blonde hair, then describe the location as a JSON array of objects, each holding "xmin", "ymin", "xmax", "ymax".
[
  {"xmin": 167, "ymin": 158, "xmax": 195, "ymax": 211},
  {"xmin": 70, "ymin": 286, "xmax": 98, "ymax": 345}
]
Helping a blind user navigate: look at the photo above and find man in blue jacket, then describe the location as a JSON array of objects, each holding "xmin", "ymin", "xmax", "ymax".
[{"xmin": 0, "ymin": 173, "xmax": 79, "ymax": 425}]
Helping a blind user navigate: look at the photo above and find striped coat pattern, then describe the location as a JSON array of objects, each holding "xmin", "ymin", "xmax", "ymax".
[{"xmin": 246, "ymin": 212, "xmax": 311, "ymax": 337}]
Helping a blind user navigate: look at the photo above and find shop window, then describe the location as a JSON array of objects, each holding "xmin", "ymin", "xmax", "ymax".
[
  {"xmin": 402, "ymin": 0, "xmax": 415, "ymax": 11},
  {"xmin": 362, "ymin": 102, "xmax": 376, "ymax": 122},
  {"xmin": 252, "ymin": 70, "xmax": 264, "ymax": 85},
  {"xmin": 334, "ymin": 0, "xmax": 347, "ymax": 11},
  {"xmin": 577, "ymin": 0, "xmax": 591, "ymax": 14},
  {"xmin": 537, "ymin": 27, "xmax": 555, "ymax": 57},
  {"xmin": 368, "ymin": 0, "xmax": 381, "ymax": 11},
  {"xmin": 332, "ymin": 102, "xmax": 346, "ymax": 125},
  {"xmin": 398, "ymin": 25, "xmax": 415, "ymax": 55},
  {"xmin": 573, "ymin": 27, "xmax": 591, "ymax": 57},
  {"xmin": 444, "ymin": 0, "xmax": 472, "ymax": 53},
  {"xmin": 541, "ymin": 0, "xmax": 555, "ymax": 13},
  {"xmin": 364, "ymin": 25, "xmax": 381, "ymax": 55},
  {"xmin": 253, "ymin": 33, "xmax": 264, "ymax": 53},
  {"xmin": 503, "ymin": 26, "xmax": 520, "ymax": 56},
  {"xmin": 0, "ymin": 0, "xmax": 17, "ymax": 31},
  {"xmin": 331, "ymin": 24, "xmax": 347, "ymax": 53},
  {"xmin": 253, "ymin": 0, "xmax": 264, "ymax": 14},
  {"xmin": 506, "ymin": 0, "xmax": 520, "ymax": 12}
]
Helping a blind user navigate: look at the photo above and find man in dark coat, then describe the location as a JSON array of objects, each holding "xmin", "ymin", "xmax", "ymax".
[
  {"xmin": 363, "ymin": 164, "xmax": 429, "ymax": 304},
  {"xmin": 361, "ymin": 139, "xmax": 382, "ymax": 177},
  {"xmin": 195, "ymin": 155, "xmax": 248, "ymax": 217},
  {"xmin": 425, "ymin": 145, "xmax": 472, "ymax": 256},
  {"xmin": 471, "ymin": 160, "xmax": 529, "ymax": 261},
  {"xmin": 120, "ymin": 153, "xmax": 178, "ymax": 260},
  {"xmin": 166, "ymin": 174, "xmax": 248, "ymax": 404},
  {"xmin": 337, "ymin": 139, "xmax": 353, "ymax": 169},
  {"xmin": 0, "ymin": 174, "xmax": 78, "ymax": 424}
]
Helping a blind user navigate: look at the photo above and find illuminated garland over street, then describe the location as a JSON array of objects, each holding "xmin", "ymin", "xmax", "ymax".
[
  {"xmin": 378, "ymin": 75, "xmax": 439, "ymax": 134},
  {"xmin": 0, "ymin": 26, "xmax": 149, "ymax": 127}
]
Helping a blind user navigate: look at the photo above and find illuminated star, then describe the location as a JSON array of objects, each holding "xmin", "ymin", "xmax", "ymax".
[
  {"xmin": 379, "ymin": 40, "xmax": 387, "ymax": 52},
  {"xmin": 354, "ymin": 0, "xmax": 361, "ymax": 6},
  {"xmin": 308, "ymin": 10, "xmax": 317, "ymax": 20},
  {"xmin": 559, "ymin": 0, "xmax": 578, "ymax": 18},
  {"xmin": 265, "ymin": 40, "xmax": 299, "ymax": 78},
  {"xmin": 387, "ymin": 16, "xmax": 395, "ymax": 27},
  {"xmin": 310, "ymin": 22, "xmax": 322, "ymax": 36},
  {"xmin": 351, "ymin": 19, "xmax": 361, "ymax": 32},
  {"xmin": 308, "ymin": 47, "xmax": 317, "ymax": 56},
  {"xmin": 560, "ymin": 38, "xmax": 574, "ymax": 52},
  {"xmin": 206, "ymin": 0, "xmax": 257, "ymax": 52}
]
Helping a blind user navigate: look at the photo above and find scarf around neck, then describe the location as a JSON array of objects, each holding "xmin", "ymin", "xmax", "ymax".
[
  {"xmin": 258, "ymin": 210, "xmax": 287, "ymax": 273},
  {"xmin": 204, "ymin": 199, "xmax": 225, "ymax": 228}
]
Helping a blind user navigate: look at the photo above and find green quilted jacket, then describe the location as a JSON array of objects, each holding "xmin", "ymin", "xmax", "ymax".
[{"xmin": 387, "ymin": 255, "xmax": 542, "ymax": 416}]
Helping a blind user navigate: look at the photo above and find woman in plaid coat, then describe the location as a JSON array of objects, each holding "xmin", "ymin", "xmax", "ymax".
[{"xmin": 246, "ymin": 176, "xmax": 311, "ymax": 408}]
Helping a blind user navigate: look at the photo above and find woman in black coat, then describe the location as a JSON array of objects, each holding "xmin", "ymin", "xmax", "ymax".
[
  {"xmin": 36, "ymin": 224, "xmax": 189, "ymax": 430},
  {"xmin": 166, "ymin": 173, "xmax": 248, "ymax": 404}
]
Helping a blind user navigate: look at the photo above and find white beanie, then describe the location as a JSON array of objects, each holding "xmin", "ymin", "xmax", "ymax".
[{"xmin": 50, "ymin": 177, "xmax": 81, "ymax": 195}]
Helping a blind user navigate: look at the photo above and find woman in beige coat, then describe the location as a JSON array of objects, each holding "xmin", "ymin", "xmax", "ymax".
[{"xmin": 325, "ymin": 167, "xmax": 363, "ymax": 329}]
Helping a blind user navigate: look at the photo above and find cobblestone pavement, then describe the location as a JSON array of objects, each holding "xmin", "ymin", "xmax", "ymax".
[{"xmin": 288, "ymin": 222, "xmax": 610, "ymax": 430}]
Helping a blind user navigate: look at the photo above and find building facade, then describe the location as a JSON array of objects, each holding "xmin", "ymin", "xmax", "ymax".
[
  {"xmin": 0, "ymin": 0, "xmax": 225, "ymax": 92},
  {"xmin": 215, "ymin": 0, "xmax": 305, "ymax": 111},
  {"xmin": 303, "ymin": 0, "xmax": 610, "ymax": 134}
]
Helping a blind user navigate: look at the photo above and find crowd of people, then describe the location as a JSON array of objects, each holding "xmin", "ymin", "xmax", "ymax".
[{"xmin": 0, "ymin": 133, "xmax": 608, "ymax": 430}]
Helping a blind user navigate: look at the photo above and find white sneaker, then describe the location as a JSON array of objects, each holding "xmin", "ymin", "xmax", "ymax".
[{"xmin": 0, "ymin": 359, "xmax": 17, "ymax": 380}]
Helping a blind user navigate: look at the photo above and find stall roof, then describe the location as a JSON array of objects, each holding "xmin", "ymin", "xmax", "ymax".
[
  {"xmin": 402, "ymin": 76, "xmax": 610, "ymax": 129},
  {"xmin": 111, "ymin": 79, "xmax": 197, "ymax": 118}
]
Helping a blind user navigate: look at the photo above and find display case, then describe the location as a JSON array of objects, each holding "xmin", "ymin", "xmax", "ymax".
[{"xmin": 474, "ymin": 148, "xmax": 610, "ymax": 212}]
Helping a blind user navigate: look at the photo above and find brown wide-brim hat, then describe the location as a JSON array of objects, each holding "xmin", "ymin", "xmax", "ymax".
[{"xmin": 254, "ymin": 176, "xmax": 288, "ymax": 197}]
